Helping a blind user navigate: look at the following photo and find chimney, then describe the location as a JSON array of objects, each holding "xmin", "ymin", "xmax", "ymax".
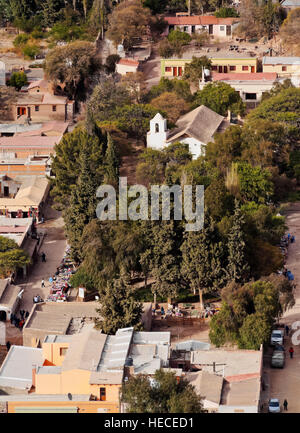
[{"xmin": 32, "ymin": 366, "xmax": 36, "ymax": 387}]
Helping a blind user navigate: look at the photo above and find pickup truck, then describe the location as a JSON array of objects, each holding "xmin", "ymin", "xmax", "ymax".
[
  {"xmin": 271, "ymin": 350, "xmax": 285, "ymax": 368},
  {"xmin": 270, "ymin": 330, "xmax": 284, "ymax": 346}
]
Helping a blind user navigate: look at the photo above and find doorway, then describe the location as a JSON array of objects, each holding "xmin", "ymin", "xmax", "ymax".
[{"xmin": 17, "ymin": 107, "xmax": 26, "ymax": 116}]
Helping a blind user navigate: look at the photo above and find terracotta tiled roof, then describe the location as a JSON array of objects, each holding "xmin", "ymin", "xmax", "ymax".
[
  {"xmin": 164, "ymin": 15, "xmax": 239, "ymax": 26},
  {"xmin": 118, "ymin": 58, "xmax": 139, "ymax": 67},
  {"xmin": 0, "ymin": 136, "xmax": 60, "ymax": 148},
  {"xmin": 212, "ymin": 72, "xmax": 277, "ymax": 81}
]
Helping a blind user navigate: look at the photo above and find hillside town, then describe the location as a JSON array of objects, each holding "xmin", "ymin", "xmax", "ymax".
[{"xmin": 0, "ymin": 0, "xmax": 299, "ymax": 416}]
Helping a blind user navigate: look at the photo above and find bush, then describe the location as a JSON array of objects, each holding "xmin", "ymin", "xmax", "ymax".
[
  {"xmin": 22, "ymin": 44, "xmax": 41, "ymax": 60},
  {"xmin": 215, "ymin": 7, "xmax": 239, "ymax": 18},
  {"xmin": 13, "ymin": 34, "xmax": 30, "ymax": 47},
  {"xmin": 31, "ymin": 29, "xmax": 46, "ymax": 39},
  {"xmin": 8, "ymin": 71, "xmax": 28, "ymax": 90},
  {"xmin": 167, "ymin": 30, "xmax": 192, "ymax": 44}
]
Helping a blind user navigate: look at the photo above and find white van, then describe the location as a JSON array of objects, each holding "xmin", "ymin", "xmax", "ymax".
[{"xmin": 270, "ymin": 330, "xmax": 284, "ymax": 346}]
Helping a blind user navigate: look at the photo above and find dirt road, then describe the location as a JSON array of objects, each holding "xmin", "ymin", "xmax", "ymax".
[{"xmin": 263, "ymin": 203, "xmax": 300, "ymax": 413}]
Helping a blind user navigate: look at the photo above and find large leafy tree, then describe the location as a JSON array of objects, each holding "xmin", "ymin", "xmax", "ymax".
[
  {"xmin": 106, "ymin": 0, "xmax": 152, "ymax": 49},
  {"xmin": 122, "ymin": 369, "xmax": 203, "ymax": 413},
  {"xmin": 95, "ymin": 271, "xmax": 143, "ymax": 334},
  {"xmin": 150, "ymin": 91, "xmax": 189, "ymax": 125},
  {"xmin": 44, "ymin": 41, "xmax": 101, "ymax": 100},
  {"xmin": 194, "ymin": 81, "xmax": 245, "ymax": 116},
  {"xmin": 0, "ymin": 236, "xmax": 30, "ymax": 278},
  {"xmin": 209, "ymin": 279, "xmax": 287, "ymax": 350}
]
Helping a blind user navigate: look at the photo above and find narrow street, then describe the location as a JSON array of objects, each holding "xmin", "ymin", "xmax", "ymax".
[
  {"xmin": 17, "ymin": 203, "xmax": 67, "ymax": 313},
  {"xmin": 263, "ymin": 203, "xmax": 300, "ymax": 412}
]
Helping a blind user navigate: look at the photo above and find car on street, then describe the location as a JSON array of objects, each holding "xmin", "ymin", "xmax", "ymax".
[
  {"xmin": 271, "ymin": 349, "xmax": 285, "ymax": 368},
  {"xmin": 270, "ymin": 330, "xmax": 284, "ymax": 346},
  {"xmin": 268, "ymin": 399, "xmax": 280, "ymax": 413}
]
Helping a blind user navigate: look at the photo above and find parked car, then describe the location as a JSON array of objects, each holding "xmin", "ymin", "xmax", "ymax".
[
  {"xmin": 270, "ymin": 330, "xmax": 284, "ymax": 346},
  {"xmin": 268, "ymin": 399, "xmax": 280, "ymax": 413},
  {"xmin": 271, "ymin": 350, "xmax": 285, "ymax": 368}
]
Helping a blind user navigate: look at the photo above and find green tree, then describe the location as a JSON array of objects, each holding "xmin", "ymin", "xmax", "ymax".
[
  {"xmin": 95, "ymin": 271, "xmax": 143, "ymax": 334},
  {"xmin": 121, "ymin": 369, "xmax": 203, "ymax": 413},
  {"xmin": 145, "ymin": 221, "xmax": 182, "ymax": 303},
  {"xmin": 194, "ymin": 81, "xmax": 245, "ymax": 116},
  {"xmin": 181, "ymin": 215, "xmax": 225, "ymax": 310},
  {"xmin": 104, "ymin": 133, "xmax": 119, "ymax": 186},
  {"xmin": 8, "ymin": 71, "xmax": 28, "ymax": 91},
  {"xmin": 183, "ymin": 56, "xmax": 211, "ymax": 87},
  {"xmin": 247, "ymin": 88, "xmax": 300, "ymax": 128},
  {"xmin": 238, "ymin": 313, "xmax": 272, "ymax": 350},
  {"xmin": 105, "ymin": 54, "xmax": 120, "ymax": 74},
  {"xmin": 0, "ymin": 236, "xmax": 30, "ymax": 277},
  {"xmin": 50, "ymin": 126, "xmax": 105, "ymax": 209},
  {"xmin": 215, "ymin": 7, "xmax": 239, "ymax": 17},
  {"xmin": 87, "ymin": 78, "xmax": 132, "ymax": 124},
  {"xmin": 115, "ymin": 104, "xmax": 159, "ymax": 140},
  {"xmin": 237, "ymin": 162, "xmax": 273, "ymax": 204},
  {"xmin": 64, "ymin": 148, "xmax": 99, "ymax": 261},
  {"xmin": 226, "ymin": 200, "xmax": 249, "ymax": 284}
]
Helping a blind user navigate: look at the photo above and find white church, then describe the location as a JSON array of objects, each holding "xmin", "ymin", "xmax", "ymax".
[{"xmin": 147, "ymin": 105, "xmax": 230, "ymax": 159}]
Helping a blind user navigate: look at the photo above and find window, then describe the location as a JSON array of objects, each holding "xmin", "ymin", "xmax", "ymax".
[
  {"xmin": 242, "ymin": 66, "xmax": 249, "ymax": 71},
  {"xmin": 155, "ymin": 123, "xmax": 159, "ymax": 133},
  {"xmin": 245, "ymin": 93, "xmax": 257, "ymax": 100},
  {"xmin": 60, "ymin": 347, "xmax": 67, "ymax": 356},
  {"xmin": 229, "ymin": 65, "xmax": 236, "ymax": 71},
  {"xmin": 100, "ymin": 388, "xmax": 106, "ymax": 401},
  {"xmin": 52, "ymin": 105, "xmax": 57, "ymax": 112},
  {"xmin": 220, "ymin": 26, "xmax": 225, "ymax": 31},
  {"xmin": 191, "ymin": 25, "xmax": 195, "ymax": 33},
  {"xmin": 35, "ymin": 106, "xmax": 39, "ymax": 112},
  {"xmin": 165, "ymin": 67, "xmax": 172, "ymax": 72},
  {"xmin": 282, "ymin": 66, "xmax": 287, "ymax": 71},
  {"xmin": 211, "ymin": 65, "xmax": 218, "ymax": 71},
  {"xmin": 183, "ymin": 26, "xmax": 188, "ymax": 32}
]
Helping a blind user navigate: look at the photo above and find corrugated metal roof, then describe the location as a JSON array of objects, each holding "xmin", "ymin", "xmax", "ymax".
[
  {"xmin": 262, "ymin": 56, "xmax": 300, "ymax": 65},
  {"xmin": 0, "ymin": 346, "xmax": 43, "ymax": 390}
]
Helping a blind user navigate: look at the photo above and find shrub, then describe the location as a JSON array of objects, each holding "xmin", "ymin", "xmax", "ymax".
[
  {"xmin": 13, "ymin": 34, "xmax": 30, "ymax": 47},
  {"xmin": 8, "ymin": 71, "xmax": 28, "ymax": 90},
  {"xmin": 22, "ymin": 44, "xmax": 41, "ymax": 59}
]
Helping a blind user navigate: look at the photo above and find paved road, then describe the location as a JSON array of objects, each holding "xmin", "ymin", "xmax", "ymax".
[
  {"xmin": 17, "ymin": 205, "xmax": 67, "ymax": 313},
  {"xmin": 263, "ymin": 203, "xmax": 300, "ymax": 413}
]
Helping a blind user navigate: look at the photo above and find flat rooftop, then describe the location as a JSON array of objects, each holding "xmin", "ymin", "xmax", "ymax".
[
  {"xmin": 190, "ymin": 349, "xmax": 262, "ymax": 379},
  {"xmin": 0, "ymin": 346, "xmax": 43, "ymax": 390}
]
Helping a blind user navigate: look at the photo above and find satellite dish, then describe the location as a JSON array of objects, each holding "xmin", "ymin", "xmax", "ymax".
[{"xmin": 68, "ymin": 393, "xmax": 72, "ymax": 400}]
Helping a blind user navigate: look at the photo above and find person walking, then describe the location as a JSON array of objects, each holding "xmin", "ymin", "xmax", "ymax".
[
  {"xmin": 41, "ymin": 279, "xmax": 45, "ymax": 288},
  {"xmin": 289, "ymin": 347, "xmax": 294, "ymax": 359},
  {"xmin": 285, "ymin": 324, "xmax": 290, "ymax": 336},
  {"xmin": 283, "ymin": 399, "xmax": 288, "ymax": 411},
  {"xmin": 6, "ymin": 341, "xmax": 11, "ymax": 352},
  {"xmin": 41, "ymin": 252, "xmax": 46, "ymax": 262}
]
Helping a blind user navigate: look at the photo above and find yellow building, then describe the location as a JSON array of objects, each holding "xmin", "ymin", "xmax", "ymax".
[
  {"xmin": 262, "ymin": 56, "xmax": 300, "ymax": 78},
  {"xmin": 161, "ymin": 56, "xmax": 257, "ymax": 78},
  {"xmin": 0, "ymin": 327, "xmax": 172, "ymax": 413}
]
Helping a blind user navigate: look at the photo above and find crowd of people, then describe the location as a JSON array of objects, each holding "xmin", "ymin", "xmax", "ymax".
[{"xmin": 10, "ymin": 309, "xmax": 29, "ymax": 330}]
